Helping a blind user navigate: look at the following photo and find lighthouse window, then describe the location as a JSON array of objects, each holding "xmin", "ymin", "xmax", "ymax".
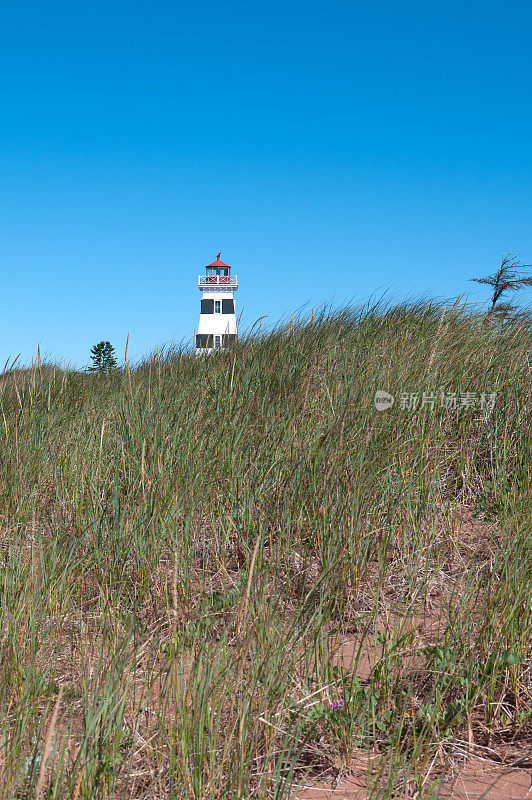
[
  {"xmin": 214, "ymin": 300, "xmax": 221, "ymax": 314},
  {"xmin": 214, "ymin": 335, "xmax": 221, "ymax": 348}
]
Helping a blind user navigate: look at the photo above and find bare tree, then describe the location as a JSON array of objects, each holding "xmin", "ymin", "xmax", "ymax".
[{"xmin": 470, "ymin": 252, "xmax": 532, "ymax": 314}]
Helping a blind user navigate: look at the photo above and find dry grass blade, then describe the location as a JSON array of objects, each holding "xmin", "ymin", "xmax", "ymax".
[{"xmin": 35, "ymin": 686, "xmax": 63, "ymax": 800}]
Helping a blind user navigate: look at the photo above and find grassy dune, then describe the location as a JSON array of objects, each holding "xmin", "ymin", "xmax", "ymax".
[{"xmin": 1, "ymin": 300, "xmax": 531, "ymax": 799}]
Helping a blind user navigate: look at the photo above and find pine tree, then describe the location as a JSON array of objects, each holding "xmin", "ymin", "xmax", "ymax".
[
  {"xmin": 470, "ymin": 252, "xmax": 532, "ymax": 316},
  {"xmin": 89, "ymin": 341, "xmax": 118, "ymax": 374}
]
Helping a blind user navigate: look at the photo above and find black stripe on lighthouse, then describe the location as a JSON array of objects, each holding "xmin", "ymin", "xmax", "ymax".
[
  {"xmin": 222, "ymin": 299, "xmax": 235, "ymax": 314},
  {"xmin": 201, "ymin": 299, "xmax": 214, "ymax": 314},
  {"xmin": 196, "ymin": 334, "xmax": 213, "ymax": 348}
]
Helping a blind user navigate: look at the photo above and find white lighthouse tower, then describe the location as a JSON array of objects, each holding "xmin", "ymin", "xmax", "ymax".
[{"xmin": 196, "ymin": 253, "xmax": 238, "ymax": 352}]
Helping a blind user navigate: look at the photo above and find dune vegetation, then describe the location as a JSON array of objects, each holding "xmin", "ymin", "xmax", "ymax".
[{"xmin": 1, "ymin": 299, "xmax": 531, "ymax": 799}]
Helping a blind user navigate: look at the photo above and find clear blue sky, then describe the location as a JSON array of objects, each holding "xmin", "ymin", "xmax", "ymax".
[{"xmin": 2, "ymin": 0, "xmax": 531, "ymax": 368}]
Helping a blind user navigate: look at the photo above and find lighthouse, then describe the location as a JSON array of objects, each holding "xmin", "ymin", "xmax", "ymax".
[{"xmin": 196, "ymin": 253, "xmax": 238, "ymax": 352}]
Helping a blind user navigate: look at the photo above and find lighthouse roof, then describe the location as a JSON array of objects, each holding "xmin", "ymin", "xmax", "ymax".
[{"xmin": 206, "ymin": 253, "xmax": 231, "ymax": 268}]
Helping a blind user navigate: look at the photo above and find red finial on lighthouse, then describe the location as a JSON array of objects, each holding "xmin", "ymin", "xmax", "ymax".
[{"xmin": 217, "ymin": 252, "xmax": 221, "ymax": 260}]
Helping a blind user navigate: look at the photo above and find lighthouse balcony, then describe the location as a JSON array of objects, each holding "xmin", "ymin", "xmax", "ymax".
[{"xmin": 198, "ymin": 275, "xmax": 238, "ymax": 288}]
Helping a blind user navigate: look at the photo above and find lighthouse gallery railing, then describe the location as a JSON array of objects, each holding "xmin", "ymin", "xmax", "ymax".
[{"xmin": 198, "ymin": 275, "xmax": 238, "ymax": 287}]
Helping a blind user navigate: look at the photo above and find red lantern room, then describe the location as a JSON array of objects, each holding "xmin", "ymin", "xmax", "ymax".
[{"xmin": 204, "ymin": 253, "xmax": 232, "ymax": 284}]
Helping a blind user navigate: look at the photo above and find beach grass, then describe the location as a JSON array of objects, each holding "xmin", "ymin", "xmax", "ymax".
[{"xmin": 0, "ymin": 298, "xmax": 531, "ymax": 798}]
